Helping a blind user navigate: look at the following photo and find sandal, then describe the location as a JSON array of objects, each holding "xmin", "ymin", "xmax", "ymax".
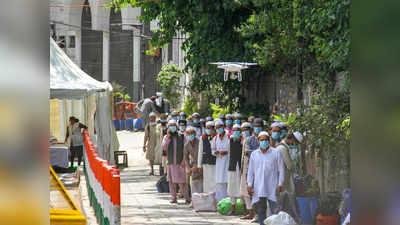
[{"xmin": 170, "ymin": 198, "xmax": 177, "ymax": 204}]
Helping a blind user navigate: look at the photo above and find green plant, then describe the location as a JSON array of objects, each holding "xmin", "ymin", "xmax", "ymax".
[
  {"xmin": 157, "ymin": 63, "xmax": 184, "ymax": 109},
  {"xmin": 182, "ymin": 94, "xmax": 199, "ymax": 116},
  {"xmin": 316, "ymin": 192, "xmax": 342, "ymax": 216},
  {"xmin": 210, "ymin": 103, "xmax": 230, "ymax": 119},
  {"xmin": 123, "ymin": 93, "xmax": 131, "ymax": 102},
  {"xmin": 272, "ymin": 113, "xmax": 297, "ymax": 127}
]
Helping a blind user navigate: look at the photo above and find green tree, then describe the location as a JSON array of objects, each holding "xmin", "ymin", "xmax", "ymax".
[{"xmin": 157, "ymin": 63, "xmax": 183, "ymax": 108}]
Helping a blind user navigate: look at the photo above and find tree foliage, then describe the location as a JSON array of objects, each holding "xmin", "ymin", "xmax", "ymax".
[
  {"xmin": 156, "ymin": 63, "xmax": 183, "ymax": 108},
  {"xmin": 109, "ymin": 0, "xmax": 350, "ymax": 156}
]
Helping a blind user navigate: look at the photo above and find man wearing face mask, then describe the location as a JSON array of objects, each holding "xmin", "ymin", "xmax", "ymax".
[
  {"xmin": 248, "ymin": 116, "xmax": 255, "ymax": 129},
  {"xmin": 162, "ymin": 120, "xmax": 190, "ymax": 204},
  {"xmin": 218, "ymin": 114, "xmax": 226, "ymax": 125},
  {"xmin": 275, "ymin": 131, "xmax": 303, "ymax": 220},
  {"xmin": 269, "ymin": 122, "xmax": 282, "ymax": 147},
  {"xmin": 178, "ymin": 119, "xmax": 187, "ymax": 134},
  {"xmin": 179, "ymin": 111, "xmax": 186, "ymax": 121},
  {"xmin": 227, "ymin": 124, "xmax": 243, "ymax": 215},
  {"xmin": 157, "ymin": 113, "xmax": 168, "ymax": 175},
  {"xmin": 247, "ymin": 131, "xmax": 285, "ymax": 225},
  {"xmin": 143, "ymin": 112, "xmax": 158, "ymax": 176},
  {"xmin": 225, "ymin": 114, "xmax": 234, "ymax": 136},
  {"xmin": 233, "ymin": 112, "xmax": 242, "ymax": 125},
  {"xmin": 184, "ymin": 126, "xmax": 203, "ymax": 195},
  {"xmin": 279, "ymin": 122, "xmax": 288, "ymax": 140},
  {"xmin": 186, "ymin": 116, "xmax": 193, "ymax": 126},
  {"xmin": 211, "ymin": 120, "xmax": 230, "ymax": 202},
  {"xmin": 191, "ymin": 112, "xmax": 202, "ymax": 138},
  {"xmin": 170, "ymin": 111, "xmax": 179, "ymax": 121},
  {"xmin": 198, "ymin": 121, "xmax": 217, "ymax": 194},
  {"xmin": 240, "ymin": 122, "xmax": 258, "ymax": 220}
]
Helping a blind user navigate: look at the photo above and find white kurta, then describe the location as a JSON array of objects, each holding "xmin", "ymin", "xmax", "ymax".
[
  {"xmin": 211, "ymin": 133, "xmax": 230, "ymax": 184},
  {"xmin": 198, "ymin": 138, "xmax": 217, "ymax": 193},
  {"xmin": 227, "ymin": 163, "xmax": 241, "ymax": 198},
  {"xmin": 247, "ymin": 147, "xmax": 285, "ymax": 205}
]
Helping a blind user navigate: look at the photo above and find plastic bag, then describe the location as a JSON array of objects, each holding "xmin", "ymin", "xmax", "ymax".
[
  {"xmin": 192, "ymin": 192, "xmax": 217, "ymax": 212},
  {"xmin": 217, "ymin": 198, "xmax": 245, "ymax": 215},
  {"xmin": 264, "ymin": 211, "xmax": 297, "ymax": 225}
]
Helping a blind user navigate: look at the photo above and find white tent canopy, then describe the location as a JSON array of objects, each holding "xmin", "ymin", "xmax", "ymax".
[{"xmin": 50, "ymin": 38, "xmax": 110, "ymax": 99}]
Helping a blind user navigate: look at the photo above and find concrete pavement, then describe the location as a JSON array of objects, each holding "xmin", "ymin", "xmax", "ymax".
[{"xmin": 117, "ymin": 130, "xmax": 252, "ymax": 225}]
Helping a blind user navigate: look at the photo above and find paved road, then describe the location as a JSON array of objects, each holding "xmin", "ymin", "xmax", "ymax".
[{"xmin": 118, "ymin": 130, "xmax": 252, "ymax": 225}]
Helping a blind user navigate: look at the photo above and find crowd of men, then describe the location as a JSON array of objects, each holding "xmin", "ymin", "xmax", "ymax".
[{"xmin": 142, "ymin": 111, "xmax": 304, "ymax": 225}]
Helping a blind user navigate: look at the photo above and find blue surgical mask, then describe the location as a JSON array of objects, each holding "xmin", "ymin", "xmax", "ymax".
[
  {"xmin": 217, "ymin": 127, "xmax": 224, "ymax": 134},
  {"xmin": 169, "ymin": 126, "xmax": 177, "ymax": 133},
  {"xmin": 250, "ymin": 123, "xmax": 254, "ymax": 128},
  {"xmin": 187, "ymin": 120, "xmax": 192, "ymax": 125},
  {"xmin": 271, "ymin": 132, "xmax": 280, "ymax": 140},
  {"xmin": 289, "ymin": 144, "xmax": 297, "ymax": 149},
  {"xmin": 187, "ymin": 135, "xmax": 195, "ymax": 141},
  {"xmin": 233, "ymin": 130, "xmax": 241, "ymax": 137},
  {"xmin": 254, "ymin": 127, "xmax": 262, "ymax": 134},
  {"xmin": 193, "ymin": 119, "xmax": 200, "ymax": 124},
  {"xmin": 173, "ymin": 117, "xmax": 178, "ymax": 121},
  {"xmin": 205, "ymin": 129, "xmax": 212, "ymax": 135},
  {"xmin": 242, "ymin": 130, "xmax": 250, "ymax": 137},
  {"xmin": 179, "ymin": 126, "xmax": 186, "ymax": 132},
  {"xmin": 260, "ymin": 140, "xmax": 270, "ymax": 149},
  {"xmin": 280, "ymin": 130, "xmax": 287, "ymax": 139},
  {"xmin": 234, "ymin": 119, "xmax": 241, "ymax": 125},
  {"xmin": 226, "ymin": 120, "xmax": 232, "ymax": 126},
  {"xmin": 160, "ymin": 119, "xmax": 166, "ymax": 123}
]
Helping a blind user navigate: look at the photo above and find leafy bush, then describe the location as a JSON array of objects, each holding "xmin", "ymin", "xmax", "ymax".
[
  {"xmin": 210, "ymin": 103, "xmax": 230, "ymax": 119},
  {"xmin": 157, "ymin": 64, "xmax": 184, "ymax": 109}
]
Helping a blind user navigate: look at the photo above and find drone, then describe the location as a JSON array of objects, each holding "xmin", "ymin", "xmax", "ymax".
[{"xmin": 209, "ymin": 62, "xmax": 258, "ymax": 81}]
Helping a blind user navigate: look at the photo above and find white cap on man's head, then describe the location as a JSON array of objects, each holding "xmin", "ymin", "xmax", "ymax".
[
  {"xmin": 258, "ymin": 131, "xmax": 269, "ymax": 138},
  {"xmin": 241, "ymin": 122, "xmax": 251, "ymax": 128},
  {"xmin": 206, "ymin": 121, "xmax": 215, "ymax": 127},
  {"xmin": 271, "ymin": 122, "xmax": 280, "ymax": 128},
  {"xmin": 233, "ymin": 124, "xmax": 241, "ymax": 129},
  {"xmin": 168, "ymin": 119, "xmax": 177, "ymax": 125},
  {"xmin": 215, "ymin": 120, "xmax": 224, "ymax": 126},
  {"xmin": 293, "ymin": 131, "xmax": 303, "ymax": 143}
]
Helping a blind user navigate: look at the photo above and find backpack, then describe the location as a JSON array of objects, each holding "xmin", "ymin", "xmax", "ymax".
[{"xmin": 156, "ymin": 174, "xmax": 169, "ymax": 193}]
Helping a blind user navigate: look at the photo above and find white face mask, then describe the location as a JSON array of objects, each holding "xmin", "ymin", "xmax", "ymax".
[{"xmin": 150, "ymin": 122, "xmax": 157, "ymax": 126}]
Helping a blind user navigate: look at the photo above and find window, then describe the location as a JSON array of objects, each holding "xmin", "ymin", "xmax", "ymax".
[
  {"xmin": 69, "ymin": 36, "xmax": 75, "ymax": 48},
  {"xmin": 58, "ymin": 36, "xmax": 65, "ymax": 49}
]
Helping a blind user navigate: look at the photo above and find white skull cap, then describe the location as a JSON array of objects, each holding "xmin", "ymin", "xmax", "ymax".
[
  {"xmin": 241, "ymin": 122, "xmax": 251, "ymax": 128},
  {"xmin": 206, "ymin": 121, "xmax": 215, "ymax": 127},
  {"xmin": 271, "ymin": 122, "xmax": 281, "ymax": 128},
  {"xmin": 233, "ymin": 124, "xmax": 241, "ymax": 129},
  {"xmin": 258, "ymin": 131, "xmax": 269, "ymax": 138},
  {"xmin": 215, "ymin": 120, "xmax": 224, "ymax": 126},
  {"xmin": 149, "ymin": 112, "xmax": 156, "ymax": 117},
  {"xmin": 168, "ymin": 119, "xmax": 177, "ymax": 125},
  {"xmin": 293, "ymin": 131, "xmax": 303, "ymax": 143},
  {"xmin": 185, "ymin": 126, "xmax": 196, "ymax": 132}
]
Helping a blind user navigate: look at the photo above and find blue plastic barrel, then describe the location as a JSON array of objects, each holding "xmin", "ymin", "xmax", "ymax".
[
  {"xmin": 113, "ymin": 120, "xmax": 120, "ymax": 130},
  {"xmin": 296, "ymin": 197, "xmax": 318, "ymax": 224},
  {"xmin": 126, "ymin": 119, "xmax": 134, "ymax": 130},
  {"xmin": 120, "ymin": 120, "xmax": 126, "ymax": 130},
  {"xmin": 133, "ymin": 118, "xmax": 143, "ymax": 129}
]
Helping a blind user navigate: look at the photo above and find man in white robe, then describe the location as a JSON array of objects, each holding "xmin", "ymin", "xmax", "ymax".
[
  {"xmin": 211, "ymin": 120, "xmax": 230, "ymax": 202},
  {"xmin": 198, "ymin": 121, "xmax": 217, "ymax": 193},
  {"xmin": 227, "ymin": 124, "xmax": 242, "ymax": 215},
  {"xmin": 247, "ymin": 131, "xmax": 285, "ymax": 225}
]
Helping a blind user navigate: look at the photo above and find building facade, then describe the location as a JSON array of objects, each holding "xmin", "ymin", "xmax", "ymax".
[{"xmin": 50, "ymin": 0, "xmax": 186, "ymax": 102}]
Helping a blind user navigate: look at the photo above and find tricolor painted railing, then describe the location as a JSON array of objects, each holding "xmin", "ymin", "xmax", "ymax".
[{"xmin": 83, "ymin": 130, "xmax": 120, "ymax": 225}]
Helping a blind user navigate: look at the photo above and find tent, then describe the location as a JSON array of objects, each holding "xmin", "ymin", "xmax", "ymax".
[
  {"xmin": 50, "ymin": 38, "xmax": 109, "ymax": 99},
  {"xmin": 49, "ymin": 38, "xmax": 119, "ymax": 164}
]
